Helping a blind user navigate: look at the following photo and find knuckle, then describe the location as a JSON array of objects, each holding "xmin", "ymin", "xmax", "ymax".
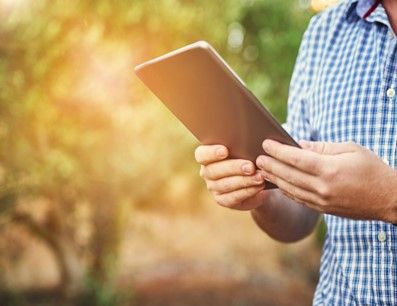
[
  {"xmin": 220, "ymin": 179, "xmax": 232, "ymax": 192},
  {"xmin": 308, "ymin": 161, "xmax": 319, "ymax": 173},
  {"xmin": 245, "ymin": 176, "xmax": 255, "ymax": 187},
  {"xmin": 281, "ymin": 189, "xmax": 290, "ymax": 199},
  {"xmin": 213, "ymin": 193, "xmax": 222, "ymax": 203},
  {"xmin": 317, "ymin": 183, "xmax": 332, "ymax": 199},
  {"xmin": 288, "ymin": 192, "xmax": 301, "ymax": 204},
  {"xmin": 225, "ymin": 193, "xmax": 240, "ymax": 207},
  {"xmin": 205, "ymin": 166, "xmax": 214, "ymax": 179},
  {"xmin": 323, "ymin": 165, "xmax": 338, "ymax": 180},
  {"xmin": 316, "ymin": 198, "xmax": 328, "ymax": 211},
  {"xmin": 201, "ymin": 166, "xmax": 209, "ymax": 178},
  {"xmin": 280, "ymin": 189, "xmax": 289, "ymax": 197},
  {"xmin": 294, "ymin": 196, "xmax": 306, "ymax": 205},
  {"xmin": 217, "ymin": 195, "xmax": 234, "ymax": 208},
  {"xmin": 242, "ymin": 187, "xmax": 251, "ymax": 199},
  {"xmin": 282, "ymin": 171, "xmax": 293, "ymax": 184},
  {"xmin": 267, "ymin": 173, "xmax": 277, "ymax": 186},
  {"xmin": 311, "ymin": 158, "xmax": 324, "ymax": 174},
  {"xmin": 286, "ymin": 184, "xmax": 297, "ymax": 197},
  {"xmin": 265, "ymin": 160, "xmax": 273, "ymax": 173},
  {"xmin": 224, "ymin": 194, "xmax": 236, "ymax": 206},
  {"xmin": 206, "ymin": 181, "xmax": 215, "ymax": 192},
  {"xmin": 290, "ymin": 154, "xmax": 300, "ymax": 166},
  {"xmin": 281, "ymin": 188, "xmax": 298, "ymax": 202},
  {"xmin": 214, "ymin": 195, "xmax": 225, "ymax": 206}
]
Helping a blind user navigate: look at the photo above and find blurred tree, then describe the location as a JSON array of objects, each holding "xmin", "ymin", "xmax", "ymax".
[
  {"xmin": 0, "ymin": 0, "xmax": 312, "ymax": 298},
  {"xmin": 238, "ymin": 0, "xmax": 311, "ymax": 119}
]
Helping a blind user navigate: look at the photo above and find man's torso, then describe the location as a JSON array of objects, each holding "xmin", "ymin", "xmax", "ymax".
[{"xmin": 287, "ymin": 1, "xmax": 397, "ymax": 304}]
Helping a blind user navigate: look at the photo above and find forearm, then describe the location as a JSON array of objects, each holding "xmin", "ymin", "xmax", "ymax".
[{"xmin": 251, "ymin": 189, "xmax": 320, "ymax": 243}]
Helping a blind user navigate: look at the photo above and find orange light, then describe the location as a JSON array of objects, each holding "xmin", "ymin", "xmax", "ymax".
[
  {"xmin": 57, "ymin": 24, "xmax": 136, "ymax": 112},
  {"xmin": 311, "ymin": 0, "xmax": 340, "ymax": 11},
  {"xmin": 0, "ymin": 0, "xmax": 30, "ymax": 10}
]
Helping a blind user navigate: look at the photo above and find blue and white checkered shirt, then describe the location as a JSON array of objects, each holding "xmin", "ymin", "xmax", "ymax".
[{"xmin": 284, "ymin": 0, "xmax": 397, "ymax": 304}]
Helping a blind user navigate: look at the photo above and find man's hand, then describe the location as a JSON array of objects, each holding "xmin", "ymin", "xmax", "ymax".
[
  {"xmin": 195, "ymin": 145, "xmax": 270, "ymax": 210},
  {"xmin": 256, "ymin": 139, "xmax": 397, "ymax": 223}
]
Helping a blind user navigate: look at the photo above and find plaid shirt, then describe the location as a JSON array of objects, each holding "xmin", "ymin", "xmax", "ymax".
[{"xmin": 284, "ymin": 0, "xmax": 397, "ymax": 304}]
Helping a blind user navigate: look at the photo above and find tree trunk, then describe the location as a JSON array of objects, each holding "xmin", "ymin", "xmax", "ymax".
[{"xmin": 12, "ymin": 212, "xmax": 85, "ymax": 297}]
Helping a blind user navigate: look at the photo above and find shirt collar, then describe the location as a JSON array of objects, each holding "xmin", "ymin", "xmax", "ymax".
[
  {"xmin": 344, "ymin": 0, "xmax": 359, "ymax": 20},
  {"xmin": 344, "ymin": 0, "xmax": 389, "ymax": 26}
]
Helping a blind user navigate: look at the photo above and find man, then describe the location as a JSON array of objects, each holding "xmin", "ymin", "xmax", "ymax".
[{"xmin": 194, "ymin": 0, "xmax": 397, "ymax": 304}]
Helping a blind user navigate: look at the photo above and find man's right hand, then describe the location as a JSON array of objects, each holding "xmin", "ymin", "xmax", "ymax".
[{"xmin": 194, "ymin": 145, "xmax": 270, "ymax": 210}]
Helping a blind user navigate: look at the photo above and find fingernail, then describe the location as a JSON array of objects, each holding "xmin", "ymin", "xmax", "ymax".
[
  {"xmin": 263, "ymin": 140, "xmax": 270, "ymax": 153},
  {"xmin": 216, "ymin": 148, "xmax": 226, "ymax": 157},
  {"xmin": 256, "ymin": 157, "xmax": 265, "ymax": 168},
  {"xmin": 242, "ymin": 163, "xmax": 253, "ymax": 174}
]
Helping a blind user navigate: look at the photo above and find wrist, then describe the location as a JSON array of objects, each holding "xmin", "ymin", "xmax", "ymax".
[
  {"xmin": 251, "ymin": 188, "xmax": 277, "ymax": 211},
  {"xmin": 250, "ymin": 189, "xmax": 284, "ymax": 222}
]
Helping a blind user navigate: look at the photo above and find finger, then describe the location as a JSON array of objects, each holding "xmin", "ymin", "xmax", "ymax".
[
  {"xmin": 202, "ymin": 159, "xmax": 255, "ymax": 180},
  {"xmin": 262, "ymin": 139, "xmax": 322, "ymax": 175},
  {"xmin": 195, "ymin": 145, "xmax": 228, "ymax": 165},
  {"xmin": 299, "ymin": 140, "xmax": 358, "ymax": 155},
  {"xmin": 256, "ymin": 155, "xmax": 319, "ymax": 193},
  {"xmin": 280, "ymin": 188, "xmax": 324, "ymax": 213},
  {"xmin": 207, "ymin": 171, "xmax": 264, "ymax": 194},
  {"xmin": 214, "ymin": 185, "xmax": 264, "ymax": 209},
  {"xmin": 231, "ymin": 189, "xmax": 269, "ymax": 211},
  {"xmin": 262, "ymin": 171, "xmax": 324, "ymax": 210}
]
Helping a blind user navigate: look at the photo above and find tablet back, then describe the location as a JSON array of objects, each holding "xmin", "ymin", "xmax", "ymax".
[{"xmin": 135, "ymin": 41, "xmax": 298, "ymax": 187}]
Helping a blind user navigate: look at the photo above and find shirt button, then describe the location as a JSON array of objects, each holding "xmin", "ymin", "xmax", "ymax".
[
  {"xmin": 387, "ymin": 88, "xmax": 396, "ymax": 98},
  {"xmin": 388, "ymin": 30, "xmax": 395, "ymax": 39},
  {"xmin": 378, "ymin": 231, "xmax": 387, "ymax": 243}
]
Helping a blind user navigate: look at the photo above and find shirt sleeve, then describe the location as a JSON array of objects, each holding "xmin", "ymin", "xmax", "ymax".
[{"xmin": 283, "ymin": 16, "xmax": 319, "ymax": 142}]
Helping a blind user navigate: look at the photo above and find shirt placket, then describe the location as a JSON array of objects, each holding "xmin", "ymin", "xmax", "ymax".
[
  {"xmin": 386, "ymin": 31, "xmax": 397, "ymax": 306},
  {"xmin": 374, "ymin": 25, "xmax": 397, "ymax": 305}
]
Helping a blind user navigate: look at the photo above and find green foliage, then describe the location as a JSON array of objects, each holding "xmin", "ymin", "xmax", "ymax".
[
  {"xmin": 76, "ymin": 278, "xmax": 126, "ymax": 306},
  {"xmin": 236, "ymin": 1, "xmax": 312, "ymax": 120},
  {"xmin": 0, "ymin": 0, "xmax": 313, "ymax": 293},
  {"xmin": 0, "ymin": 0, "xmax": 311, "ymax": 213},
  {"xmin": 0, "ymin": 193, "xmax": 16, "ymax": 215},
  {"xmin": 316, "ymin": 217, "xmax": 327, "ymax": 246},
  {"xmin": 0, "ymin": 290, "xmax": 27, "ymax": 306}
]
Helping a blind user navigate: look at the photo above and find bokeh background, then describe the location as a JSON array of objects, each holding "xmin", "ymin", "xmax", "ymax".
[{"xmin": 0, "ymin": 0, "xmax": 337, "ymax": 305}]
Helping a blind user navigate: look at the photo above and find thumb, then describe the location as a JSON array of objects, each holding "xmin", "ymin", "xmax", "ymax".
[{"xmin": 299, "ymin": 140, "xmax": 357, "ymax": 155}]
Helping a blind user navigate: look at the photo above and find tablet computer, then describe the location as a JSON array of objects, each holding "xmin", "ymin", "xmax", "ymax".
[{"xmin": 134, "ymin": 41, "xmax": 299, "ymax": 189}]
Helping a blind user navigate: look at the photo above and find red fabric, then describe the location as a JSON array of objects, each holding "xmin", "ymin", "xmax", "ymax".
[{"xmin": 363, "ymin": 0, "xmax": 382, "ymax": 19}]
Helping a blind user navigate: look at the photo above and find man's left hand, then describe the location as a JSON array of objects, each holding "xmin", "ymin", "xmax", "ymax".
[{"xmin": 256, "ymin": 139, "xmax": 397, "ymax": 223}]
